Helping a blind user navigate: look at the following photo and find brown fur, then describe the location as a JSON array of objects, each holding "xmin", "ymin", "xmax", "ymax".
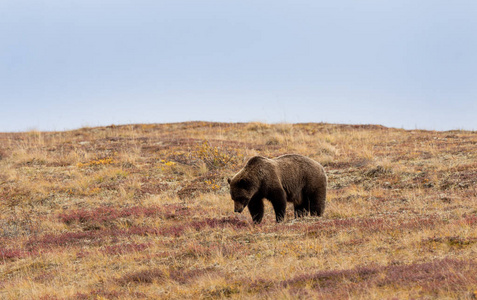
[{"xmin": 227, "ymin": 154, "xmax": 327, "ymax": 223}]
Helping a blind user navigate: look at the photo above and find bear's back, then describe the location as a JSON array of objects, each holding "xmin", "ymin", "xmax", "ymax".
[
  {"xmin": 274, "ymin": 154, "xmax": 326, "ymax": 187},
  {"xmin": 274, "ymin": 154, "xmax": 323, "ymax": 170}
]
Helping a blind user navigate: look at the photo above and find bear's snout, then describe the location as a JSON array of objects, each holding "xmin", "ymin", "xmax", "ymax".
[{"xmin": 234, "ymin": 202, "xmax": 244, "ymax": 213}]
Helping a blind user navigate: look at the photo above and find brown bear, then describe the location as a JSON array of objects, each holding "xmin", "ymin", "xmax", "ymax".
[{"xmin": 227, "ymin": 154, "xmax": 327, "ymax": 223}]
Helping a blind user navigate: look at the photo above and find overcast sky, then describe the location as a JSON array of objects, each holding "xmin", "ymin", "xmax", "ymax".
[{"xmin": 1, "ymin": 0, "xmax": 477, "ymax": 132}]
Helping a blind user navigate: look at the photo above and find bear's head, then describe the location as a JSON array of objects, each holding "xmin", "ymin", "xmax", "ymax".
[{"xmin": 227, "ymin": 176, "xmax": 259, "ymax": 213}]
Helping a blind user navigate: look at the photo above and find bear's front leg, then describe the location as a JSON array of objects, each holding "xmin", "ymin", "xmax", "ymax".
[
  {"xmin": 247, "ymin": 196, "xmax": 264, "ymax": 224},
  {"xmin": 268, "ymin": 189, "xmax": 287, "ymax": 222}
]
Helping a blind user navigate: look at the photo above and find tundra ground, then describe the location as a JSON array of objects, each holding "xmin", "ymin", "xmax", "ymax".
[{"xmin": 1, "ymin": 122, "xmax": 476, "ymax": 299}]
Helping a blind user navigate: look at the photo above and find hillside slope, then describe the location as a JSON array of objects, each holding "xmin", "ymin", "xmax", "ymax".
[{"xmin": 1, "ymin": 122, "xmax": 477, "ymax": 299}]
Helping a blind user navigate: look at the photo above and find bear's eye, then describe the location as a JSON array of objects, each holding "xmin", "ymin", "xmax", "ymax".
[
  {"xmin": 238, "ymin": 179, "xmax": 251, "ymax": 188},
  {"xmin": 232, "ymin": 196, "xmax": 247, "ymax": 204},
  {"xmin": 237, "ymin": 197, "xmax": 249, "ymax": 204}
]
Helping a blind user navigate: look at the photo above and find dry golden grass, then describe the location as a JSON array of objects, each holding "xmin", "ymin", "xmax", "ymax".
[{"xmin": 1, "ymin": 122, "xmax": 477, "ymax": 299}]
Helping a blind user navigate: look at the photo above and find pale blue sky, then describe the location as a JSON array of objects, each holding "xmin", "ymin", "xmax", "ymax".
[{"xmin": 1, "ymin": 0, "xmax": 477, "ymax": 132}]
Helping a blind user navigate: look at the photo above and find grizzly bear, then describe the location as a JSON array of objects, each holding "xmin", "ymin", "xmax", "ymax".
[{"xmin": 227, "ymin": 154, "xmax": 327, "ymax": 223}]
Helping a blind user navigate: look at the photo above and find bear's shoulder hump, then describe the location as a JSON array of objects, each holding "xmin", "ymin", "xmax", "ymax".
[{"xmin": 246, "ymin": 156, "xmax": 268, "ymax": 166}]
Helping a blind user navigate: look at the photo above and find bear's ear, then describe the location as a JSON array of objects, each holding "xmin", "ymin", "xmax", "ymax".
[{"xmin": 227, "ymin": 178, "xmax": 231, "ymax": 185}]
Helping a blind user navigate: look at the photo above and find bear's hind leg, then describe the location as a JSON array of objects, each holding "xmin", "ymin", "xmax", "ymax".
[
  {"xmin": 309, "ymin": 188, "xmax": 326, "ymax": 217},
  {"xmin": 294, "ymin": 205, "xmax": 308, "ymax": 218},
  {"xmin": 294, "ymin": 192, "xmax": 309, "ymax": 218}
]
